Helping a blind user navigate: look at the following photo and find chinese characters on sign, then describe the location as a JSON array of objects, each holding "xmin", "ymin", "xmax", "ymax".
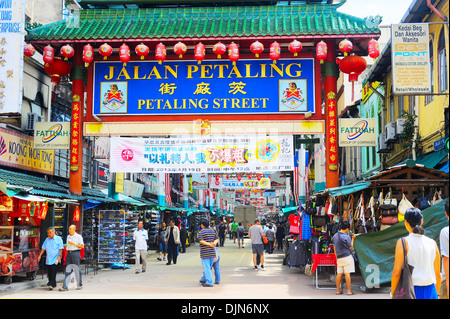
[
  {"xmin": 70, "ymin": 98, "xmax": 81, "ymax": 171},
  {"xmin": 109, "ymin": 135, "xmax": 294, "ymax": 173},
  {"xmin": 327, "ymin": 92, "xmax": 338, "ymax": 171}
]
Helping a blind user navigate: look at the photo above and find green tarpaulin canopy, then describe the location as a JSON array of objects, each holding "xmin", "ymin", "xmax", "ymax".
[
  {"xmin": 327, "ymin": 182, "xmax": 372, "ymax": 197},
  {"xmin": 353, "ymin": 199, "xmax": 448, "ymax": 288}
]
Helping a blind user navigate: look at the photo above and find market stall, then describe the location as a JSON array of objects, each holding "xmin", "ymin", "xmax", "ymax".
[{"xmin": 0, "ymin": 194, "xmax": 46, "ymax": 284}]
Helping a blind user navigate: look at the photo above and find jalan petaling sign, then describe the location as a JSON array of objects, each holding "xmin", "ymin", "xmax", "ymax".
[
  {"xmin": 92, "ymin": 59, "xmax": 315, "ymax": 116},
  {"xmin": 338, "ymin": 118, "xmax": 378, "ymax": 147}
]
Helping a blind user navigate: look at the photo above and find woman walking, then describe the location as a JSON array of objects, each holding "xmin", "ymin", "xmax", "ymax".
[{"xmin": 391, "ymin": 208, "xmax": 441, "ymax": 299}]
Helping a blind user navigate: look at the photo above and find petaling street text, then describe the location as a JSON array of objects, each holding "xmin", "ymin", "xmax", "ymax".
[{"xmin": 137, "ymin": 97, "xmax": 270, "ymax": 111}]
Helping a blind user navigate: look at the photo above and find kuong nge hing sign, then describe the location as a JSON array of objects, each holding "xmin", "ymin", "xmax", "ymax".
[{"xmin": 93, "ymin": 59, "xmax": 315, "ymax": 116}]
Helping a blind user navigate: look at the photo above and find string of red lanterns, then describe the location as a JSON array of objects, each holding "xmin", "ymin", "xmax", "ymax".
[
  {"xmin": 33, "ymin": 39, "xmax": 379, "ymax": 66},
  {"xmin": 34, "ymin": 39, "xmax": 379, "ymax": 90}
]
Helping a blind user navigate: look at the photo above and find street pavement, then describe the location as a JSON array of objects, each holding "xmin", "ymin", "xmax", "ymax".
[{"xmin": 0, "ymin": 237, "xmax": 390, "ymax": 299}]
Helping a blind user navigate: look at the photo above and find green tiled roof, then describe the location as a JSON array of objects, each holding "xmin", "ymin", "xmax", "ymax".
[
  {"xmin": 0, "ymin": 168, "xmax": 67, "ymax": 193},
  {"xmin": 26, "ymin": 4, "xmax": 379, "ymax": 42}
]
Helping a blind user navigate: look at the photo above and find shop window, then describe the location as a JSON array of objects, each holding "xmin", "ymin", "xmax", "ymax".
[
  {"xmin": 438, "ymin": 29, "xmax": 448, "ymax": 92},
  {"xmin": 426, "ymin": 40, "xmax": 434, "ymax": 105}
]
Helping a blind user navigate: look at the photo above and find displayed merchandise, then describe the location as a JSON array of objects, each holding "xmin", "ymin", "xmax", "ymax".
[
  {"xmin": 141, "ymin": 210, "xmax": 160, "ymax": 250},
  {"xmin": 98, "ymin": 209, "xmax": 139, "ymax": 265},
  {"xmin": 82, "ymin": 209, "xmax": 98, "ymax": 260},
  {"xmin": 289, "ymin": 212, "xmax": 300, "ymax": 234}
]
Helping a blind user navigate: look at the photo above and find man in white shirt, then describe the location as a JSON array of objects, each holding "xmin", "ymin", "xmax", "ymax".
[
  {"xmin": 59, "ymin": 225, "xmax": 84, "ymax": 291},
  {"xmin": 134, "ymin": 220, "xmax": 149, "ymax": 274}
]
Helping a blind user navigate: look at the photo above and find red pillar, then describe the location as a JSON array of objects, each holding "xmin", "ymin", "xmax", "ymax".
[
  {"xmin": 69, "ymin": 44, "xmax": 85, "ymax": 229},
  {"xmin": 324, "ymin": 39, "xmax": 339, "ymax": 189}
]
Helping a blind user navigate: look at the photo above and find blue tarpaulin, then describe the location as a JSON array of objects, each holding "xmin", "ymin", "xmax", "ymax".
[{"xmin": 327, "ymin": 182, "xmax": 372, "ymax": 197}]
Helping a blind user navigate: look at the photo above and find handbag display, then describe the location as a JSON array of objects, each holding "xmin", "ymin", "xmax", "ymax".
[
  {"xmin": 417, "ymin": 189, "xmax": 430, "ymax": 210},
  {"xmin": 398, "ymin": 194, "xmax": 413, "ymax": 223},
  {"xmin": 380, "ymin": 192, "xmax": 398, "ymax": 217},
  {"xmin": 381, "ymin": 215, "xmax": 399, "ymax": 225},
  {"xmin": 431, "ymin": 191, "xmax": 443, "ymax": 206},
  {"xmin": 393, "ymin": 238, "xmax": 415, "ymax": 299}
]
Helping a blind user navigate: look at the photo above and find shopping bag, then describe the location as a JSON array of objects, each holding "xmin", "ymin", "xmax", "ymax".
[
  {"xmin": 398, "ymin": 194, "xmax": 413, "ymax": 223},
  {"xmin": 393, "ymin": 238, "xmax": 415, "ymax": 299},
  {"xmin": 431, "ymin": 191, "xmax": 443, "ymax": 206}
]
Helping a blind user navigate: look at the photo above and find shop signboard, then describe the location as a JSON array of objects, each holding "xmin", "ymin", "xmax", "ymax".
[
  {"xmin": 0, "ymin": 0, "xmax": 25, "ymax": 115},
  {"xmin": 192, "ymin": 173, "xmax": 208, "ymax": 189},
  {"xmin": 391, "ymin": 23, "xmax": 431, "ymax": 94},
  {"xmin": 93, "ymin": 59, "xmax": 315, "ymax": 116},
  {"xmin": 0, "ymin": 127, "xmax": 54, "ymax": 174},
  {"xmin": 110, "ymin": 135, "xmax": 294, "ymax": 173},
  {"xmin": 33, "ymin": 122, "xmax": 70, "ymax": 150},
  {"xmin": 94, "ymin": 160, "xmax": 109, "ymax": 187},
  {"xmin": 338, "ymin": 118, "xmax": 378, "ymax": 147}
]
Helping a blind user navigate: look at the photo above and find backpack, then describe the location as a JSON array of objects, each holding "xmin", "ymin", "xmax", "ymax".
[{"xmin": 238, "ymin": 227, "xmax": 244, "ymax": 236}]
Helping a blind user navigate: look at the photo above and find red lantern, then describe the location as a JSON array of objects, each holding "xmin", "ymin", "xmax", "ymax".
[
  {"xmin": 339, "ymin": 39, "xmax": 353, "ymax": 56},
  {"xmin": 60, "ymin": 44, "xmax": 74, "ymax": 60},
  {"xmin": 73, "ymin": 205, "xmax": 80, "ymax": 222},
  {"xmin": 44, "ymin": 57, "xmax": 72, "ymax": 86},
  {"xmin": 250, "ymin": 41, "xmax": 264, "ymax": 58},
  {"xmin": 99, "ymin": 43, "xmax": 113, "ymax": 60},
  {"xmin": 173, "ymin": 42, "xmax": 187, "ymax": 58},
  {"xmin": 82, "ymin": 44, "xmax": 94, "ymax": 67},
  {"xmin": 288, "ymin": 40, "xmax": 302, "ymax": 57},
  {"xmin": 257, "ymin": 174, "xmax": 262, "ymax": 181},
  {"xmin": 226, "ymin": 174, "xmax": 230, "ymax": 180},
  {"xmin": 316, "ymin": 41, "xmax": 327, "ymax": 64},
  {"xmin": 269, "ymin": 41, "xmax": 281, "ymax": 64},
  {"xmin": 155, "ymin": 43, "xmax": 166, "ymax": 64},
  {"xmin": 213, "ymin": 42, "xmax": 226, "ymax": 59},
  {"xmin": 339, "ymin": 54, "xmax": 367, "ymax": 101},
  {"xmin": 195, "ymin": 42, "xmax": 205, "ymax": 64},
  {"xmin": 24, "ymin": 43, "xmax": 36, "ymax": 59},
  {"xmin": 228, "ymin": 42, "xmax": 239, "ymax": 65},
  {"xmin": 237, "ymin": 174, "xmax": 242, "ymax": 181},
  {"xmin": 215, "ymin": 175, "xmax": 220, "ymax": 181},
  {"xmin": 119, "ymin": 43, "xmax": 130, "ymax": 66},
  {"xmin": 43, "ymin": 45, "xmax": 54, "ymax": 67},
  {"xmin": 135, "ymin": 43, "xmax": 150, "ymax": 60},
  {"xmin": 368, "ymin": 38, "xmax": 380, "ymax": 61}
]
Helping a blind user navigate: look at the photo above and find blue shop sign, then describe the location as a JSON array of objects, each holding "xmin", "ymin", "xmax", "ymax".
[{"xmin": 93, "ymin": 58, "xmax": 315, "ymax": 116}]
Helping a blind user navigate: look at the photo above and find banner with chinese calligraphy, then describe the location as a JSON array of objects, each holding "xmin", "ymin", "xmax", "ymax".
[
  {"xmin": 93, "ymin": 59, "xmax": 315, "ymax": 116},
  {"xmin": 209, "ymin": 176, "xmax": 271, "ymax": 189},
  {"xmin": 109, "ymin": 135, "xmax": 294, "ymax": 173},
  {"xmin": 0, "ymin": 0, "xmax": 25, "ymax": 115},
  {"xmin": 327, "ymin": 92, "xmax": 338, "ymax": 171},
  {"xmin": 70, "ymin": 99, "xmax": 82, "ymax": 171}
]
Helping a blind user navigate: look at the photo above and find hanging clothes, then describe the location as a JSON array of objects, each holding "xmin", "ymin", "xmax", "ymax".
[
  {"xmin": 286, "ymin": 240, "xmax": 308, "ymax": 268},
  {"xmin": 289, "ymin": 213, "xmax": 300, "ymax": 234},
  {"xmin": 300, "ymin": 213, "xmax": 312, "ymax": 240}
]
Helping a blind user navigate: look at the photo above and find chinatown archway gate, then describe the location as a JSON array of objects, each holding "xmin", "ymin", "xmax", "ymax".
[{"xmin": 26, "ymin": 1, "xmax": 381, "ymax": 210}]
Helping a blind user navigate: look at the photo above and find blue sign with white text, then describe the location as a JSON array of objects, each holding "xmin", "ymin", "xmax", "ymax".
[{"xmin": 92, "ymin": 58, "xmax": 315, "ymax": 116}]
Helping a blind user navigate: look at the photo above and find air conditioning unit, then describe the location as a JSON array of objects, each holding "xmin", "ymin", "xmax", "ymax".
[
  {"xmin": 26, "ymin": 113, "xmax": 42, "ymax": 132},
  {"xmin": 395, "ymin": 117, "xmax": 406, "ymax": 137},
  {"xmin": 385, "ymin": 122, "xmax": 397, "ymax": 143},
  {"xmin": 377, "ymin": 133, "xmax": 390, "ymax": 153}
]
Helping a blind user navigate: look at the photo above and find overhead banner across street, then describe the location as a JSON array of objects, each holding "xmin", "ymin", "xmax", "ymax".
[
  {"xmin": 93, "ymin": 59, "xmax": 315, "ymax": 116},
  {"xmin": 110, "ymin": 135, "xmax": 294, "ymax": 173}
]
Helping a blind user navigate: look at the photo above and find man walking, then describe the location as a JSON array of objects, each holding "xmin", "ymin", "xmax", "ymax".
[
  {"xmin": 332, "ymin": 221, "xmax": 356, "ymax": 295},
  {"xmin": 134, "ymin": 220, "xmax": 148, "ymax": 274},
  {"xmin": 198, "ymin": 219, "xmax": 219, "ymax": 287},
  {"xmin": 218, "ymin": 221, "xmax": 227, "ymax": 247},
  {"xmin": 59, "ymin": 225, "xmax": 84, "ymax": 291},
  {"xmin": 180, "ymin": 223, "xmax": 187, "ymax": 253},
  {"xmin": 157, "ymin": 222, "xmax": 167, "ymax": 261},
  {"xmin": 231, "ymin": 220, "xmax": 239, "ymax": 243},
  {"xmin": 237, "ymin": 223, "xmax": 245, "ymax": 248},
  {"xmin": 164, "ymin": 219, "xmax": 180, "ymax": 265},
  {"xmin": 248, "ymin": 219, "xmax": 266, "ymax": 271},
  {"xmin": 38, "ymin": 227, "xmax": 64, "ymax": 290}
]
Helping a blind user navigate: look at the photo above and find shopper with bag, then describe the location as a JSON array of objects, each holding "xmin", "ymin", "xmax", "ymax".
[
  {"xmin": 391, "ymin": 208, "xmax": 441, "ymax": 299},
  {"xmin": 332, "ymin": 221, "xmax": 356, "ymax": 295}
]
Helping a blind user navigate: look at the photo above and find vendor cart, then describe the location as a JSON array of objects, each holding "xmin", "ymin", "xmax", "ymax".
[{"xmin": 0, "ymin": 226, "xmax": 39, "ymax": 284}]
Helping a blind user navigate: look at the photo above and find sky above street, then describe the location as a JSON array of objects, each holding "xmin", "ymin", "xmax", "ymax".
[{"xmin": 338, "ymin": 0, "xmax": 414, "ymax": 25}]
